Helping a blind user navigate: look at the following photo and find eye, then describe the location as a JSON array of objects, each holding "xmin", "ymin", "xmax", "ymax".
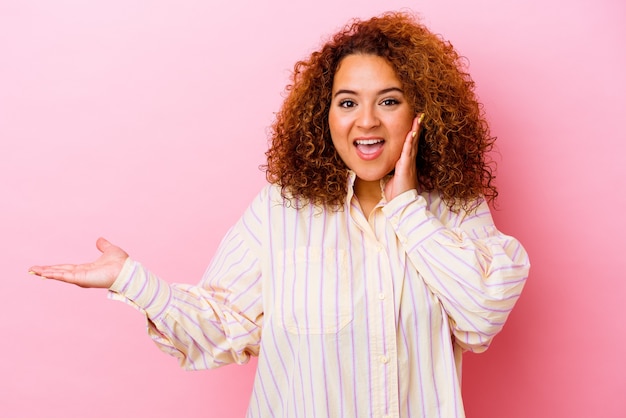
[
  {"xmin": 380, "ymin": 98, "xmax": 400, "ymax": 106},
  {"xmin": 338, "ymin": 99, "xmax": 356, "ymax": 108}
]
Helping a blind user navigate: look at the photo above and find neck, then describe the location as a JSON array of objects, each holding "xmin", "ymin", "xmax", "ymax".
[{"xmin": 354, "ymin": 178, "xmax": 382, "ymax": 217}]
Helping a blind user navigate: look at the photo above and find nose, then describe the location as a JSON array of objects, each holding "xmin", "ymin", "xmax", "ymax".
[{"xmin": 356, "ymin": 105, "xmax": 380, "ymax": 130}]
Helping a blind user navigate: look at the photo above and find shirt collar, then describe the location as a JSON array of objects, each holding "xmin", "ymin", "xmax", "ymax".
[
  {"xmin": 346, "ymin": 170, "xmax": 357, "ymax": 203},
  {"xmin": 346, "ymin": 170, "xmax": 392, "ymax": 205}
]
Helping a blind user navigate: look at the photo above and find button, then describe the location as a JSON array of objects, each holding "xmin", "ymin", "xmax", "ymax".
[
  {"xmin": 377, "ymin": 245, "xmax": 384, "ymax": 252},
  {"xmin": 379, "ymin": 355, "xmax": 388, "ymax": 364},
  {"xmin": 378, "ymin": 293, "xmax": 385, "ymax": 300}
]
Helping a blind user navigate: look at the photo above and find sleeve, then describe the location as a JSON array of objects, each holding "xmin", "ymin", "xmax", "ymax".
[
  {"xmin": 382, "ymin": 190, "xmax": 530, "ymax": 353},
  {"xmin": 107, "ymin": 192, "xmax": 266, "ymax": 370}
]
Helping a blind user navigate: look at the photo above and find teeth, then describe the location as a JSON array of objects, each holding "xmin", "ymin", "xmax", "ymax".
[{"xmin": 355, "ymin": 139, "xmax": 383, "ymax": 145}]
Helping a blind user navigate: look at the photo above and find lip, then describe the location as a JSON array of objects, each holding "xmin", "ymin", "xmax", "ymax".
[{"xmin": 353, "ymin": 136, "xmax": 385, "ymax": 161}]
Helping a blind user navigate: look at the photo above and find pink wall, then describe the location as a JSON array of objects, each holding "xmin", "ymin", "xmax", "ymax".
[{"xmin": 2, "ymin": 0, "xmax": 625, "ymax": 416}]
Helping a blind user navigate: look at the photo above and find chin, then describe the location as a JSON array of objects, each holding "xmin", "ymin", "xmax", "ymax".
[{"xmin": 354, "ymin": 171, "xmax": 388, "ymax": 183}]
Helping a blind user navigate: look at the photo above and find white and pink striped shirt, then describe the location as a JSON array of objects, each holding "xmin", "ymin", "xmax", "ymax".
[{"xmin": 109, "ymin": 172, "xmax": 529, "ymax": 418}]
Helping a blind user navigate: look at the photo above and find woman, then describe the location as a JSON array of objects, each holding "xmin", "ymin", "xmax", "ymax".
[{"xmin": 30, "ymin": 11, "xmax": 530, "ymax": 418}]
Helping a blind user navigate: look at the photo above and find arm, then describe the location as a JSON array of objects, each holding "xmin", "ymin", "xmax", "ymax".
[
  {"xmin": 383, "ymin": 192, "xmax": 529, "ymax": 352},
  {"xmin": 382, "ymin": 115, "xmax": 529, "ymax": 352},
  {"xmin": 29, "ymin": 192, "xmax": 267, "ymax": 370},
  {"xmin": 108, "ymin": 217, "xmax": 264, "ymax": 369}
]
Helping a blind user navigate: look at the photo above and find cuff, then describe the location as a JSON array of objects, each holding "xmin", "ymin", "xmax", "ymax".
[
  {"xmin": 381, "ymin": 189, "xmax": 444, "ymax": 248},
  {"xmin": 107, "ymin": 258, "xmax": 172, "ymax": 320}
]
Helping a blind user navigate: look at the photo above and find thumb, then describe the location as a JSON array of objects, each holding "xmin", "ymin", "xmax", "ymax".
[{"xmin": 95, "ymin": 237, "xmax": 113, "ymax": 253}]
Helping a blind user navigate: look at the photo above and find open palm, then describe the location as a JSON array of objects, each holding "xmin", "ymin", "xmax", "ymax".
[{"xmin": 29, "ymin": 237, "xmax": 128, "ymax": 288}]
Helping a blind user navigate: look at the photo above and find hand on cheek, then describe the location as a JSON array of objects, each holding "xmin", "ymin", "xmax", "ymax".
[{"xmin": 384, "ymin": 113, "xmax": 424, "ymax": 202}]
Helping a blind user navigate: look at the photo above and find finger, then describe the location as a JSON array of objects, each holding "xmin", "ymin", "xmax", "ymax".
[
  {"xmin": 417, "ymin": 112, "xmax": 425, "ymax": 128},
  {"xmin": 408, "ymin": 113, "xmax": 424, "ymax": 161},
  {"xmin": 29, "ymin": 267, "xmax": 74, "ymax": 282},
  {"xmin": 408, "ymin": 115, "xmax": 420, "ymax": 143},
  {"xmin": 28, "ymin": 265, "xmax": 67, "ymax": 276},
  {"xmin": 30, "ymin": 263, "xmax": 81, "ymax": 273},
  {"xmin": 41, "ymin": 270, "xmax": 83, "ymax": 285},
  {"xmin": 35, "ymin": 264, "xmax": 78, "ymax": 276},
  {"xmin": 408, "ymin": 115, "xmax": 419, "ymax": 142},
  {"xmin": 28, "ymin": 266, "xmax": 46, "ymax": 276},
  {"xmin": 399, "ymin": 116, "xmax": 420, "ymax": 165},
  {"xmin": 96, "ymin": 237, "xmax": 112, "ymax": 253},
  {"xmin": 28, "ymin": 265, "xmax": 44, "ymax": 273}
]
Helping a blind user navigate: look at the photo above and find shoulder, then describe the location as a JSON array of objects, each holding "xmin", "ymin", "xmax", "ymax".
[
  {"xmin": 419, "ymin": 189, "xmax": 491, "ymax": 227},
  {"xmin": 245, "ymin": 183, "xmax": 301, "ymax": 216},
  {"xmin": 246, "ymin": 183, "xmax": 282, "ymax": 205},
  {"xmin": 253, "ymin": 183, "xmax": 330, "ymax": 212}
]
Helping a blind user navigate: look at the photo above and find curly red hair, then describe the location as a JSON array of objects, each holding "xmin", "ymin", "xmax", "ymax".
[{"xmin": 264, "ymin": 11, "xmax": 498, "ymax": 210}]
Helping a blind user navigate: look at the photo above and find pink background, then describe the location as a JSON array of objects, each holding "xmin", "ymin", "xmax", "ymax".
[{"xmin": 2, "ymin": 0, "xmax": 625, "ymax": 417}]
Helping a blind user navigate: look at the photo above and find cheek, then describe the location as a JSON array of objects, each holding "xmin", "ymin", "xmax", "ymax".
[
  {"xmin": 398, "ymin": 111, "xmax": 415, "ymax": 130},
  {"xmin": 391, "ymin": 114, "xmax": 415, "ymax": 140},
  {"xmin": 328, "ymin": 112, "xmax": 349, "ymax": 145},
  {"xmin": 328, "ymin": 111, "xmax": 342, "ymax": 133}
]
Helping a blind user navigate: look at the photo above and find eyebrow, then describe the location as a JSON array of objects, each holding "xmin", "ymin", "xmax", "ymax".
[{"xmin": 333, "ymin": 87, "xmax": 404, "ymax": 98}]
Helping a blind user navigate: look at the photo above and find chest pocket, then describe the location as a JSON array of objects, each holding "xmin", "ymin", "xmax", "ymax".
[{"xmin": 275, "ymin": 247, "xmax": 353, "ymax": 335}]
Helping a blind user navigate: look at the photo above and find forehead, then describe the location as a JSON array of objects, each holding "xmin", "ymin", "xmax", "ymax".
[{"xmin": 332, "ymin": 54, "xmax": 402, "ymax": 90}]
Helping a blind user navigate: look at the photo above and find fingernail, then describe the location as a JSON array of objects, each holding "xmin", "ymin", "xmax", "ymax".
[{"xmin": 28, "ymin": 270, "xmax": 45, "ymax": 279}]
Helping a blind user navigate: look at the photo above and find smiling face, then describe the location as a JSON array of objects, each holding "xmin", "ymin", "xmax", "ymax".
[{"xmin": 328, "ymin": 54, "xmax": 415, "ymax": 189}]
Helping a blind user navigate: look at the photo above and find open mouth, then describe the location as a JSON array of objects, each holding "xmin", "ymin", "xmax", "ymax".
[{"xmin": 354, "ymin": 138, "xmax": 385, "ymax": 158}]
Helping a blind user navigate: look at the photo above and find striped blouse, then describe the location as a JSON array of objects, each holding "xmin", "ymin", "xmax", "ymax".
[{"xmin": 108, "ymin": 173, "xmax": 529, "ymax": 418}]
